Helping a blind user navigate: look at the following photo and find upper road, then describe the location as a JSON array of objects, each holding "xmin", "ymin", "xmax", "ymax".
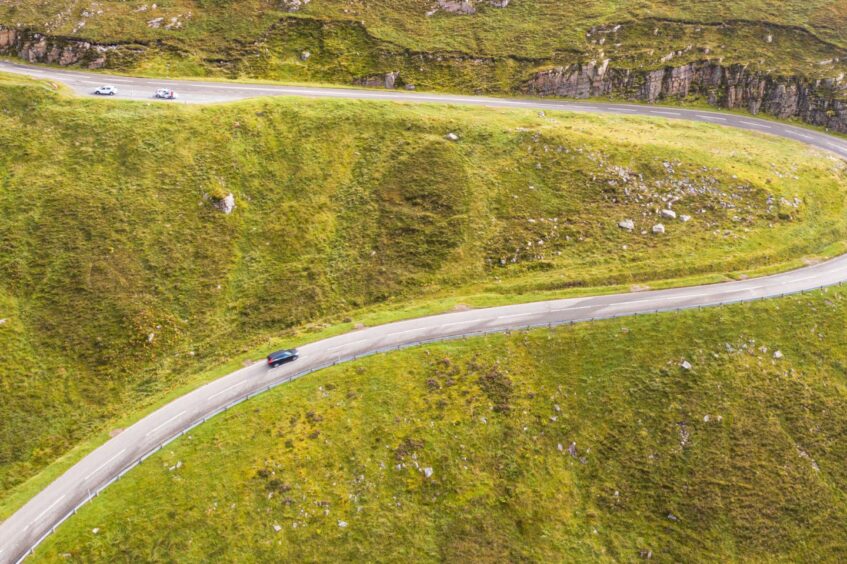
[
  {"xmin": 1, "ymin": 60, "xmax": 847, "ymax": 160},
  {"xmin": 1, "ymin": 60, "xmax": 847, "ymax": 563}
]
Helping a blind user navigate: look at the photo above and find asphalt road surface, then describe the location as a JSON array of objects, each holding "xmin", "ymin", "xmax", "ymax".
[{"xmin": 1, "ymin": 61, "xmax": 847, "ymax": 563}]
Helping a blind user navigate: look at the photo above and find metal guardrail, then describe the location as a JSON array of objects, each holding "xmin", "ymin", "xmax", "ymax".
[{"xmin": 16, "ymin": 280, "xmax": 841, "ymax": 562}]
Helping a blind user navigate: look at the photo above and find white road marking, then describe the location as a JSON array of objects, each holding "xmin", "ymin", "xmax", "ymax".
[
  {"xmin": 144, "ymin": 411, "xmax": 187, "ymax": 437},
  {"xmin": 84, "ymin": 449, "xmax": 127, "ymax": 481},
  {"xmin": 441, "ymin": 320, "xmax": 477, "ymax": 328},
  {"xmin": 496, "ymin": 312, "xmax": 536, "ymax": 320},
  {"xmin": 31, "ymin": 495, "xmax": 66, "ymax": 525},
  {"xmin": 697, "ymin": 114, "xmax": 727, "ymax": 121},
  {"xmin": 784, "ymin": 275, "xmax": 818, "ymax": 283},
  {"xmin": 208, "ymin": 382, "xmax": 243, "ymax": 400},
  {"xmin": 392, "ymin": 328, "xmax": 421, "ymax": 336},
  {"xmin": 327, "ymin": 339, "xmax": 367, "ymax": 352},
  {"xmin": 741, "ymin": 120, "xmax": 771, "ymax": 129},
  {"xmin": 551, "ymin": 305, "xmax": 596, "ymax": 312},
  {"xmin": 652, "ymin": 110, "xmax": 682, "ymax": 116},
  {"xmin": 827, "ymin": 142, "xmax": 847, "ymax": 151},
  {"xmin": 796, "ymin": 133, "xmax": 813, "ymax": 140}
]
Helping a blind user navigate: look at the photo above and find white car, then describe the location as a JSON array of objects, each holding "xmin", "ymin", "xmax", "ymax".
[
  {"xmin": 94, "ymin": 85, "xmax": 118, "ymax": 96},
  {"xmin": 154, "ymin": 88, "xmax": 178, "ymax": 100}
]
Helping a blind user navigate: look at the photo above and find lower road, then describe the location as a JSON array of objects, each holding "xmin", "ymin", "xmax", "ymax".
[{"xmin": 1, "ymin": 60, "xmax": 847, "ymax": 563}]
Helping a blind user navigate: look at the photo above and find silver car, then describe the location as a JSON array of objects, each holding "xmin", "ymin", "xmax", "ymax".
[
  {"xmin": 154, "ymin": 88, "xmax": 178, "ymax": 100},
  {"xmin": 93, "ymin": 85, "xmax": 118, "ymax": 96}
]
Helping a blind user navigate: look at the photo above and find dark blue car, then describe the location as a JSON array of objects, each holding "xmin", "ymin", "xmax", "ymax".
[{"xmin": 267, "ymin": 348, "xmax": 299, "ymax": 367}]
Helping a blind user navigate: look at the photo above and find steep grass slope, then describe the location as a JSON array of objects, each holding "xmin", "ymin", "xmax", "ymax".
[
  {"xmin": 1, "ymin": 72, "xmax": 846, "ymax": 515},
  {"xmin": 34, "ymin": 287, "xmax": 847, "ymax": 562},
  {"xmin": 1, "ymin": 1, "xmax": 847, "ymax": 82}
]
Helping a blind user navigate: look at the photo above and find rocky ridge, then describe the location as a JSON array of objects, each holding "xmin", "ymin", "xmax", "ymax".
[
  {"xmin": 2, "ymin": 23, "xmax": 847, "ymax": 132},
  {"xmin": 525, "ymin": 59, "xmax": 847, "ymax": 132}
]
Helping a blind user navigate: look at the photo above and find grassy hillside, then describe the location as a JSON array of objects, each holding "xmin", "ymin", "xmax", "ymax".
[
  {"xmin": 1, "ymin": 1, "xmax": 847, "ymax": 87},
  {"xmin": 33, "ymin": 286, "xmax": 847, "ymax": 562},
  {"xmin": 1, "ymin": 71, "xmax": 846, "ymax": 517}
]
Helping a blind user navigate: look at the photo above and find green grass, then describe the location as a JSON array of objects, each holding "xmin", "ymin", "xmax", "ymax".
[
  {"xmin": 1, "ymin": 70, "xmax": 847, "ymax": 520},
  {"xmin": 1, "ymin": 2, "xmax": 847, "ymax": 89},
  {"xmin": 33, "ymin": 286, "xmax": 847, "ymax": 562}
]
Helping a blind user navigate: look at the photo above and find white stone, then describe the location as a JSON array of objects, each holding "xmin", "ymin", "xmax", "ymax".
[
  {"xmin": 773, "ymin": 350, "xmax": 784, "ymax": 359},
  {"xmin": 445, "ymin": 132, "xmax": 460, "ymax": 141},
  {"xmin": 618, "ymin": 219, "xmax": 635, "ymax": 231},
  {"xmin": 217, "ymin": 193, "xmax": 236, "ymax": 214},
  {"xmin": 273, "ymin": 524, "xmax": 282, "ymax": 532},
  {"xmin": 680, "ymin": 215, "xmax": 692, "ymax": 222},
  {"xmin": 338, "ymin": 520, "xmax": 348, "ymax": 528},
  {"xmin": 661, "ymin": 209, "xmax": 677, "ymax": 219},
  {"xmin": 680, "ymin": 360, "xmax": 692, "ymax": 370},
  {"xmin": 423, "ymin": 467, "xmax": 434, "ymax": 478},
  {"xmin": 652, "ymin": 224, "xmax": 666, "ymax": 234}
]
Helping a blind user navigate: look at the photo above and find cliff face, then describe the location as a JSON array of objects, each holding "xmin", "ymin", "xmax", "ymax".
[
  {"xmin": 0, "ymin": 26, "xmax": 114, "ymax": 68},
  {"xmin": 525, "ymin": 60, "xmax": 847, "ymax": 133}
]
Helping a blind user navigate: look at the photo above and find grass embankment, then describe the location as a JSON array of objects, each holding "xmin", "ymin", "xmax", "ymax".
[
  {"xmin": 1, "ymin": 71, "xmax": 846, "ymax": 517},
  {"xmin": 34, "ymin": 286, "xmax": 847, "ymax": 562},
  {"xmin": 1, "ymin": 1, "xmax": 846, "ymax": 88}
]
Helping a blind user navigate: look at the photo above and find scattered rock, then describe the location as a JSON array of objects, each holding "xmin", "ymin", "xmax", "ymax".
[
  {"xmin": 652, "ymin": 224, "xmax": 666, "ymax": 234},
  {"xmin": 273, "ymin": 524, "xmax": 282, "ymax": 532},
  {"xmin": 661, "ymin": 209, "xmax": 677, "ymax": 219},
  {"xmin": 639, "ymin": 549, "xmax": 653, "ymax": 559},
  {"xmin": 436, "ymin": 0, "xmax": 477, "ymax": 15},
  {"xmin": 667, "ymin": 512, "xmax": 679, "ymax": 522},
  {"xmin": 773, "ymin": 350, "xmax": 784, "ymax": 359},
  {"xmin": 618, "ymin": 219, "xmax": 635, "ymax": 231},
  {"xmin": 680, "ymin": 360, "xmax": 692, "ymax": 371},
  {"xmin": 213, "ymin": 193, "xmax": 236, "ymax": 214},
  {"xmin": 680, "ymin": 214, "xmax": 692, "ymax": 222},
  {"xmin": 92, "ymin": 528, "xmax": 100, "ymax": 534},
  {"xmin": 338, "ymin": 520, "xmax": 348, "ymax": 528},
  {"xmin": 678, "ymin": 422, "xmax": 690, "ymax": 447},
  {"xmin": 445, "ymin": 132, "xmax": 460, "ymax": 141},
  {"xmin": 300, "ymin": 50, "xmax": 310, "ymax": 61},
  {"xmin": 0, "ymin": 318, "xmax": 7, "ymax": 325},
  {"xmin": 280, "ymin": 0, "xmax": 310, "ymax": 12},
  {"xmin": 423, "ymin": 467, "xmax": 434, "ymax": 478}
]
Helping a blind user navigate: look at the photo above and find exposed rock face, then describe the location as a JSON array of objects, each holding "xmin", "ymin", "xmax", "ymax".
[
  {"xmin": 526, "ymin": 60, "xmax": 847, "ymax": 133},
  {"xmin": 434, "ymin": 0, "xmax": 510, "ymax": 15},
  {"xmin": 354, "ymin": 71, "xmax": 401, "ymax": 89},
  {"xmin": 0, "ymin": 26, "xmax": 112, "ymax": 69},
  {"xmin": 279, "ymin": 0, "xmax": 311, "ymax": 12}
]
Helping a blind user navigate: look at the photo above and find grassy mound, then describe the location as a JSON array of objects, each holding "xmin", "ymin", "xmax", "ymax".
[
  {"xmin": 1, "ymin": 72, "xmax": 846, "ymax": 514},
  {"xmin": 33, "ymin": 287, "xmax": 847, "ymax": 562}
]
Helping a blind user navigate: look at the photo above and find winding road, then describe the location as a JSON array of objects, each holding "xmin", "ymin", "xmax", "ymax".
[{"xmin": 1, "ymin": 60, "xmax": 847, "ymax": 563}]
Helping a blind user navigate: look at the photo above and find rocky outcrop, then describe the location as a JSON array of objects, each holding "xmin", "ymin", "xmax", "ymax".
[
  {"xmin": 433, "ymin": 0, "xmax": 510, "ymax": 15},
  {"xmin": 525, "ymin": 60, "xmax": 847, "ymax": 133},
  {"xmin": 354, "ymin": 71, "xmax": 402, "ymax": 89},
  {"xmin": 279, "ymin": 0, "xmax": 311, "ymax": 13},
  {"xmin": 0, "ymin": 26, "xmax": 114, "ymax": 68}
]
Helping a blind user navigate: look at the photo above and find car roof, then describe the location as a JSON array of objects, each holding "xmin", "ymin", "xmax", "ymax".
[{"xmin": 268, "ymin": 349, "xmax": 296, "ymax": 358}]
